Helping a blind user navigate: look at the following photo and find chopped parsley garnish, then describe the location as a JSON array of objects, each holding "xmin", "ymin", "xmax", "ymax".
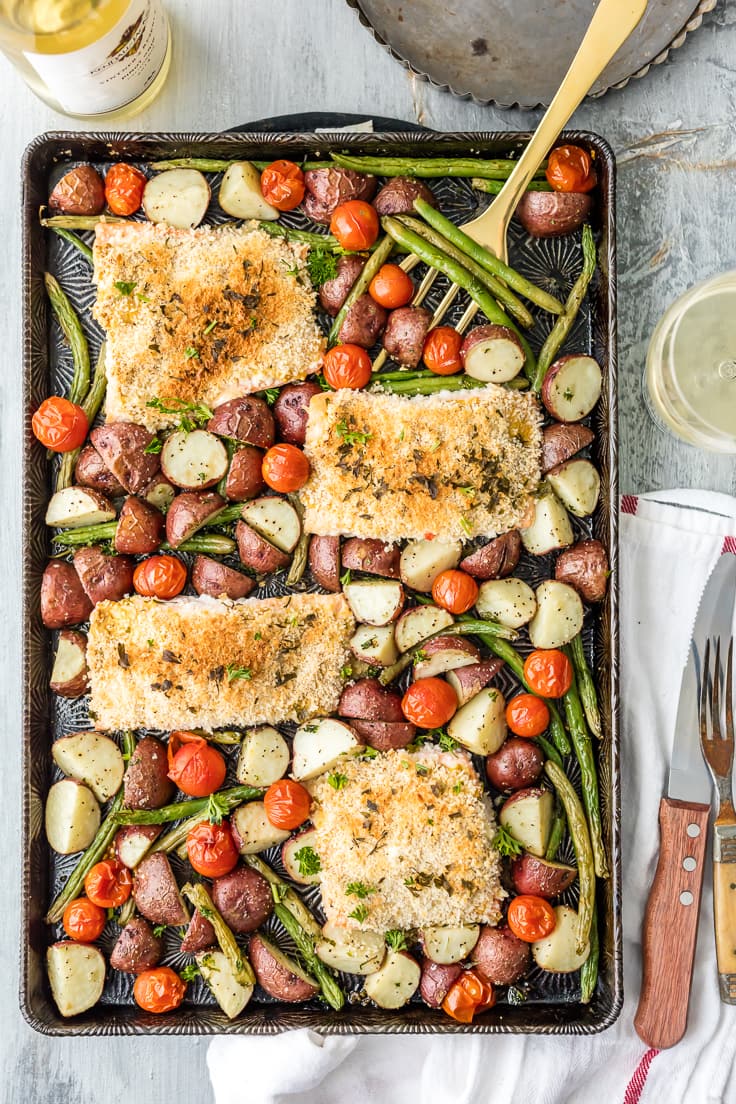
[
  {"xmin": 327, "ymin": 771, "xmax": 348, "ymax": 790},
  {"xmin": 458, "ymin": 486, "xmax": 476, "ymax": 498},
  {"xmin": 144, "ymin": 435, "xmax": 163, "ymax": 455},
  {"xmin": 226, "ymin": 664, "xmax": 252, "ymax": 682},
  {"xmin": 492, "ymin": 823, "xmax": 524, "ymax": 857},
  {"xmin": 452, "ymin": 781, "xmax": 463, "ymax": 794},
  {"xmin": 385, "ymin": 930, "xmax": 408, "ymax": 951},
  {"xmin": 415, "ymin": 763, "xmax": 429, "ymax": 776},
  {"xmin": 340, "ymin": 664, "xmax": 353, "ymax": 680},
  {"xmin": 146, "ymin": 396, "xmax": 213, "ymax": 433},
  {"xmin": 184, "ymin": 346, "xmax": 200, "ymax": 360},
  {"xmin": 347, "ymin": 904, "xmax": 369, "ymax": 924},
  {"xmin": 179, "ymin": 963, "xmax": 200, "ymax": 982},
  {"xmin": 563, "ymin": 387, "xmax": 575, "ymax": 402},
  {"xmin": 345, "ymin": 881, "xmax": 375, "ymax": 899},
  {"xmin": 336, "ymin": 421, "xmax": 371, "ymax": 447},
  {"xmin": 459, "ymin": 515, "xmax": 473, "ymax": 536},
  {"xmin": 360, "ymin": 746, "xmax": 378, "ymax": 760},
  {"xmin": 306, "ymin": 247, "xmax": 338, "ymax": 288},
  {"xmin": 339, "ymin": 568, "xmax": 352, "ymax": 586},
  {"xmin": 293, "ymin": 846, "xmax": 321, "ymax": 877},
  {"xmin": 254, "ymin": 632, "xmax": 262, "ymax": 640},
  {"xmin": 258, "ymin": 387, "xmax": 280, "ymax": 406},
  {"xmin": 114, "ymin": 280, "xmax": 136, "ymax": 296},
  {"xmin": 203, "ymin": 319, "xmax": 218, "ymax": 335},
  {"xmin": 398, "ymin": 428, "xmax": 405, "ymax": 441},
  {"xmin": 206, "ymin": 791, "xmax": 229, "ymax": 825},
  {"xmin": 438, "ymin": 731, "xmax": 458, "ymax": 752},
  {"xmin": 429, "ymin": 439, "xmax": 442, "ymax": 453},
  {"xmin": 136, "ymin": 293, "xmax": 151, "ymax": 303},
  {"xmin": 413, "ymin": 649, "xmax": 428, "ymax": 665},
  {"xmin": 152, "ymin": 924, "xmax": 167, "ymax": 937}
]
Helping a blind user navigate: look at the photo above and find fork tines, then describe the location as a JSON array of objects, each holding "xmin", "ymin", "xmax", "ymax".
[{"xmin": 700, "ymin": 637, "xmax": 735, "ymax": 782}]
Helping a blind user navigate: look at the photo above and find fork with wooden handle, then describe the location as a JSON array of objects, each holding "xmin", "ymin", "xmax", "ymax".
[
  {"xmin": 373, "ymin": 0, "xmax": 649, "ymax": 361},
  {"xmin": 700, "ymin": 637, "xmax": 736, "ymax": 1002}
]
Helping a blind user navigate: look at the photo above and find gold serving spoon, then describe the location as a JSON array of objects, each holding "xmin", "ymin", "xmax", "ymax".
[{"xmin": 378, "ymin": 0, "xmax": 648, "ymax": 357}]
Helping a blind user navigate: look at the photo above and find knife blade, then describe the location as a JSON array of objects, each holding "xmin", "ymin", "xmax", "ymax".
[{"xmin": 635, "ymin": 554, "xmax": 736, "ymax": 1050}]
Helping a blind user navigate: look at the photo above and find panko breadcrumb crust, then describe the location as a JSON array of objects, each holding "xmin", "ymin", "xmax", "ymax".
[
  {"xmin": 309, "ymin": 747, "xmax": 506, "ymax": 932},
  {"xmin": 93, "ymin": 221, "xmax": 325, "ymax": 429},
  {"xmin": 300, "ymin": 386, "xmax": 542, "ymax": 542}
]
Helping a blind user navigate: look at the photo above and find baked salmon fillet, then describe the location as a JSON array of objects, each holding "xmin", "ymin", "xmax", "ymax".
[
  {"xmin": 300, "ymin": 386, "xmax": 543, "ymax": 542},
  {"xmin": 87, "ymin": 592, "xmax": 354, "ymax": 732},
  {"xmin": 309, "ymin": 747, "xmax": 505, "ymax": 932},
  {"xmin": 93, "ymin": 222, "xmax": 325, "ymax": 429}
]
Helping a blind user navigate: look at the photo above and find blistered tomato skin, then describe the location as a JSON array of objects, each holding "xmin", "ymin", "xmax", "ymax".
[
  {"xmin": 32, "ymin": 397, "xmax": 88, "ymax": 452},
  {"xmin": 260, "ymin": 161, "xmax": 305, "ymax": 211},
  {"xmin": 167, "ymin": 732, "xmax": 227, "ymax": 797},
  {"xmin": 431, "ymin": 569, "xmax": 479, "ymax": 614},
  {"xmin": 442, "ymin": 970, "xmax": 495, "ymax": 1023},
  {"xmin": 322, "ymin": 344, "xmax": 372, "ymax": 389},
  {"xmin": 422, "ymin": 326, "xmax": 463, "ymax": 376},
  {"xmin": 264, "ymin": 779, "xmax": 311, "ymax": 829},
  {"xmin": 523, "ymin": 649, "xmax": 573, "ymax": 699},
  {"xmin": 507, "ymin": 895, "xmax": 557, "ymax": 942},
  {"xmin": 133, "ymin": 555, "xmax": 188, "ymax": 599},
  {"xmin": 330, "ymin": 200, "xmax": 380, "ymax": 251},
  {"xmin": 401, "ymin": 678, "xmax": 458, "ymax": 728},
  {"xmin": 133, "ymin": 967, "xmax": 187, "ymax": 1013},
  {"xmin": 369, "ymin": 264, "xmax": 414, "ymax": 309},
  {"xmin": 186, "ymin": 820, "xmax": 239, "ymax": 878},
  {"xmin": 546, "ymin": 145, "xmax": 597, "ymax": 194},
  {"xmin": 262, "ymin": 443, "xmax": 310, "ymax": 492},
  {"xmin": 62, "ymin": 897, "xmax": 106, "ymax": 943},
  {"xmin": 505, "ymin": 693, "xmax": 550, "ymax": 737},
  {"xmin": 105, "ymin": 163, "xmax": 147, "ymax": 215},
  {"xmin": 84, "ymin": 859, "xmax": 133, "ymax": 909}
]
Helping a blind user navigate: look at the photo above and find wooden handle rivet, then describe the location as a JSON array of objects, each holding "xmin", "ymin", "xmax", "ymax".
[
  {"xmin": 683, "ymin": 857, "xmax": 697, "ymax": 871},
  {"xmin": 680, "ymin": 891, "xmax": 694, "ymax": 906},
  {"xmin": 687, "ymin": 823, "xmax": 702, "ymax": 837}
]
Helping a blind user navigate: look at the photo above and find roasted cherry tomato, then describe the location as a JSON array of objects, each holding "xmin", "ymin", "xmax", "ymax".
[
  {"xmin": 369, "ymin": 263, "xmax": 414, "ymax": 309},
  {"xmin": 32, "ymin": 396, "xmax": 88, "ymax": 452},
  {"xmin": 260, "ymin": 159, "xmax": 305, "ymax": 211},
  {"xmin": 104, "ymin": 162, "xmax": 147, "ymax": 215},
  {"xmin": 186, "ymin": 820, "xmax": 239, "ymax": 878},
  {"xmin": 507, "ymin": 895, "xmax": 557, "ymax": 942},
  {"xmin": 523, "ymin": 649, "xmax": 573, "ymax": 699},
  {"xmin": 505, "ymin": 693, "xmax": 550, "ymax": 737},
  {"xmin": 322, "ymin": 343, "xmax": 372, "ymax": 389},
  {"xmin": 133, "ymin": 967, "xmax": 187, "ymax": 1014},
  {"xmin": 441, "ymin": 969, "xmax": 495, "ymax": 1023},
  {"xmin": 262, "ymin": 443, "xmax": 310, "ymax": 492},
  {"xmin": 84, "ymin": 859, "xmax": 133, "ymax": 909},
  {"xmin": 264, "ymin": 779, "xmax": 311, "ymax": 830},
  {"xmin": 431, "ymin": 569, "xmax": 479, "ymax": 614},
  {"xmin": 402, "ymin": 677, "xmax": 458, "ymax": 728},
  {"xmin": 62, "ymin": 897, "xmax": 106, "ymax": 943},
  {"xmin": 329, "ymin": 200, "xmax": 379, "ymax": 251},
  {"xmin": 546, "ymin": 145, "xmax": 597, "ymax": 194},
  {"xmin": 167, "ymin": 731, "xmax": 227, "ymax": 797},
  {"xmin": 422, "ymin": 325, "xmax": 463, "ymax": 376},
  {"xmin": 133, "ymin": 554, "xmax": 188, "ymax": 599}
]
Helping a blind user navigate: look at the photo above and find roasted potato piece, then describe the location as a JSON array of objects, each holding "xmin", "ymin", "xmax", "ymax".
[
  {"xmin": 133, "ymin": 853, "xmax": 189, "ymax": 927},
  {"xmin": 308, "ymin": 534, "xmax": 340, "ymax": 591},
  {"xmin": 249, "ymin": 933, "xmax": 319, "ymax": 1002},
  {"xmin": 114, "ymin": 824, "xmax": 162, "ymax": 869},
  {"xmin": 207, "ymin": 396, "xmax": 275, "ymax": 448},
  {"xmin": 302, "ymin": 167, "xmax": 376, "ymax": 224},
  {"xmin": 45, "ymin": 779, "xmax": 100, "ymax": 854},
  {"xmin": 485, "ymin": 737, "xmax": 544, "ymax": 792},
  {"xmin": 382, "ymin": 306, "xmax": 432, "ymax": 368},
  {"xmin": 210, "ymin": 865, "xmax": 273, "ymax": 934},
  {"xmin": 41, "ymin": 561, "xmax": 94, "ymax": 629},
  {"xmin": 141, "ymin": 472, "xmax": 176, "ymax": 513},
  {"xmin": 73, "ymin": 547, "xmax": 134, "ymax": 605},
  {"xmin": 225, "ymin": 446, "xmax": 265, "ymax": 501},
  {"xmin": 50, "ymin": 629, "xmax": 89, "ymax": 698},
  {"xmin": 272, "ymin": 381, "xmax": 322, "ymax": 446},
  {"xmin": 142, "ymin": 168, "xmax": 211, "ymax": 229},
  {"xmin": 191, "ymin": 555, "xmax": 255, "ymax": 600},
  {"xmin": 160, "ymin": 430, "xmax": 228, "ymax": 490},
  {"xmin": 45, "ymin": 486, "xmax": 116, "ymax": 529},
  {"xmin": 446, "ymin": 659, "xmax": 503, "ymax": 706},
  {"xmin": 511, "ymin": 853, "xmax": 577, "ymax": 898},
  {"xmin": 542, "ymin": 354, "xmax": 603, "ymax": 423},
  {"xmin": 165, "ymin": 491, "xmax": 225, "ymax": 548},
  {"xmin": 180, "ymin": 908, "xmax": 216, "ymax": 954},
  {"xmin": 516, "ymin": 191, "xmax": 593, "ymax": 238},
  {"xmin": 114, "ymin": 496, "xmax": 164, "ymax": 555},
  {"xmin": 349, "ymin": 719, "xmax": 416, "ymax": 750},
  {"xmin": 49, "ymin": 165, "xmax": 105, "ymax": 215},
  {"xmin": 340, "ymin": 538, "xmax": 400, "ymax": 579},
  {"xmin": 473, "ymin": 924, "xmax": 531, "ymax": 985},
  {"xmin": 123, "ymin": 736, "xmax": 174, "ymax": 811},
  {"xmin": 460, "ymin": 531, "xmax": 521, "ymax": 580},
  {"xmin": 109, "ymin": 918, "xmax": 163, "ymax": 974},
  {"xmin": 318, "ymin": 255, "xmax": 366, "ymax": 317},
  {"xmin": 47, "ymin": 942, "xmax": 105, "ymax": 1017},
  {"xmin": 554, "ymin": 538, "xmax": 609, "ymax": 603},
  {"xmin": 373, "ymin": 177, "xmax": 437, "ymax": 216},
  {"xmin": 542, "ymin": 424, "xmax": 595, "ymax": 475},
  {"xmin": 338, "ymin": 294, "xmax": 387, "ymax": 348},
  {"xmin": 235, "ymin": 520, "xmax": 290, "ymax": 574},
  {"xmin": 90, "ymin": 423, "xmax": 161, "ymax": 494},
  {"xmin": 338, "ymin": 678, "xmax": 404, "ymax": 722},
  {"xmin": 74, "ymin": 445, "xmax": 126, "ymax": 497},
  {"xmin": 52, "ymin": 730, "xmax": 124, "ymax": 803},
  {"xmin": 419, "ymin": 958, "xmax": 462, "ymax": 1008}
]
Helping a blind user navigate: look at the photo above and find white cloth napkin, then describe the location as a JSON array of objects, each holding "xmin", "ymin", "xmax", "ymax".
[{"xmin": 208, "ymin": 490, "xmax": 736, "ymax": 1104}]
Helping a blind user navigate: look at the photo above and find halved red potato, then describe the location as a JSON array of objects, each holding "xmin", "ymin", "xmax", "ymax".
[
  {"xmin": 207, "ymin": 396, "xmax": 275, "ymax": 448},
  {"xmin": 446, "ymin": 659, "xmax": 503, "ymax": 706},
  {"xmin": 519, "ymin": 492, "xmax": 573, "ymax": 556},
  {"xmin": 90, "ymin": 423, "xmax": 160, "ymax": 494},
  {"xmin": 343, "ymin": 579, "xmax": 404, "ymax": 626},
  {"xmin": 341, "ymin": 538, "xmax": 400, "ymax": 579},
  {"xmin": 50, "ymin": 629, "xmax": 89, "ymax": 698},
  {"xmin": 45, "ymin": 779, "xmax": 100, "ymax": 854},
  {"xmin": 475, "ymin": 578, "xmax": 537, "ymax": 629},
  {"xmin": 349, "ymin": 719, "xmax": 416, "ymax": 751},
  {"xmin": 191, "ymin": 555, "xmax": 255, "ymax": 600},
  {"xmin": 485, "ymin": 737, "xmax": 544, "ymax": 792},
  {"xmin": 114, "ymin": 496, "xmax": 164, "ymax": 555},
  {"xmin": 308, "ymin": 535, "xmax": 341, "ymax": 592},
  {"xmin": 421, "ymin": 924, "xmax": 479, "ymax": 965},
  {"xmin": 109, "ymin": 918, "xmax": 163, "ymax": 975},
  {"xmin": 460, "ymin": 324, "xmax": 525, "ymax": 383},
  {"xmin": 303, "ymin": 167, "xmax": 376, "ymax": 224},
  {"xmin": 419, "ymin": 958, "xmax": 462, "ymax": 1008},
  {"xmin": 447, "ymin": 686, "xmax": 506, "ymax": 756},
  {"xmin": 160, "ymin": 430, "xmax": 228, "ymax": 490},
  {"xmin": 73, "ymin": 547, "xmax": 135, "ymax": 605},
  {"xmin": 197, "ymin": 949, "xmax": 254, "ymax": 1019},
  {"xmin": 554, "ymin": 538, "xmax": 609, "ymax": 603},
  {"xmin": 541, "ymin": 354, "xmax": 602, "ymax": 422},
  {"xmin": 282, "ymin": 828, "xmax": 322, "ymax": 886},
  {"xmin": 230, "ymin": 802, "xmax": 291, "ymax": 854},
  {"xmin": 74, "ymin": 445, "xmax": 125, "ymax": 497},
  {"xmin": 339, "ymin": 294, "xmax": 387, "ymax": 348},
  {"xmin": 115, "ymin": 824, "xmax": 163, "ymax": 869},
  {"xmin": 400, "ymin": 539, "xmax": 462, "ymax": 592},
  {"xmin": 242, "ymin": 496, "xmax": 301, "ymax": 554},
  {"xmin": 165, "ymin": 491, "xmax": 225, "ymax": 548},
  {"xmin": 47, "ymin": 942, "xmax": 105, "ymax": 1017},
  {"xmin": 211, "ymin": 865, "xmax": 273, "ymax": 933},
  {"xmin": 45, "ymin": 486, "xmax": 116, "ymax": 529},
  {"xmin": 235, "ymin": 520, "xmax": 290, "ymax": 574},
  {"xmin": 124, "ymin": 736, "xmax": 175, "ymax": 810},
  {"xmin": 318, "ymin": 256, "xmax": 366, "ymax": 317},
  {"xmin": 473, "ymin": 925, "xmax": 531, "ymax": 985},
  {"xmin": 394, "ymin": 604, "xmax": 454, "ymax": 653},
  {"xmin": 511, "ymin": 853, "xmax": 577, "ymax": 898},
  {"xmin": 349, "ymin": 624, "xmax": 399, "ymax": 667},
  {"xmin": 142, "ymin": 168, "xmax": 211, "ymax": 229},
  {"xmin": 52, "ymin": 730, "xmax": 124, "ymax": 802},
  {"xmin": 460, "ymin": 531, "xmax": 521, "ymax": 580},
  {"xmin": 273, "ymin": 381, "xmax": 322, "ymax": 445},
  {"xmin": 528, "ymin": 580, "xmax": 584, "ymax": 649},
  {"xmin": 236, "ymin": 726, "xmax": 290, "ymax": 787},
  {"xmin": 225, "ymin": 446, "xmax": 265, "ymax": 502},
  {"xmin": 516, "ymin": 191, "xmax": 593, "ymax": 238},
  {"xmin": 141, "ymin": 473, "xmax": 176, "ymax": 513},
  {"xmin": 49, "ymin": 165, "xmax": 105, "ymax": 215},
  {"xmin": 532, "ymin": 905, "xmax": 590, "ymax": 973},
  {"xmin": 249, "ymin": 933, "xmax": 319, "ymax": 1002},
  {"xmin": 383, "ymin": 306, "xmax": 432, "ymax": 368},
  {"xmin": 364, "ymin": 950, "xmax": 420, "ymax": 1009},
  {"xmin": 339, "ymin": 678, "xmax": 404, "ymax": 722},
  {"xmin": 180, "ymin": 908, "xmax": 216, "ymax": 954},
  {"xmin": 219, "ymin": 161, "xmax": 279, "ymax": 220},
  {"xmin": 291, "ymin": 718, "xmax": 362, "ymax": 781},
  {"xmin": 542, "ymin": 423, "xmax": 595, "ymax": 474},
  {"xmin": 413, "ymin": 635, "xmax": 480, "ymax": 679},
  {"xmin": 41, "ymin": 561, "xmax": 93, "ymax": 629},
  {"xmin": 316, "ymin": 921, "xmax": 386, "ymax": 975},
  {"xmin": 499, "ymin": 787, "xmax": 554, "ymax": 858},
  {"xmin": 133, "ymin": 853, "xmax": 189, "ymax": 926},
  {"xmin": 546, "ymin": 459, "xmax": 600, "ymax": 518}
]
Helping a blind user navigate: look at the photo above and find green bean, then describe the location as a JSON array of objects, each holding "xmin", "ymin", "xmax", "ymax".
[
  {"xmin": 44, "ymin": 272, "xmax": 90, "ymax": 404},
  {"xmin": 112, "ymin": 785, "xmax": 262, "ymax": 825},
  {"xmin": 50, "ymin": 227, "xmax": 94, "ymax": 263},
  {"xmin": 151, "ymin": 814, "xmax": 206, "ymax": 856},
  {"xmin": 535, "ymin": 733, "xmax": 562, "ymax": 768},
  {"xmin": 570, "ymin": 633, "xmax": 602, "ymax": 740},
  {"xmin": 374, "ymin": 374, "xmax": 487, "ymax": 396},
  {"xmin": 562, "ymin": 651, "xmax": 608, "ymax": 878},
  {"xmin": 46, "ymin": 732, "xmax": 135, "ymax": 923},
  {"xmin": 328, "ymin": 234, "xmax": 394, "ymax": 346},
  {"xmin": 580, "ymin": 899, "xmax": 599, "ymax": 1003},
  {"xmin": 259, "ymin": 222, "xmax": 343, "ymax": 251},
  {"xmin": 181, "ymin": 882, "xmax": 255, "ymax": 987},
  {"xmin": 544, "ymin": 760, "xmax": 595, "ymax": 954},
  {"xmin": 163, "ymin": 534, "xmax": 237, "ymax": 556},
  {"xmin": 41, "ymin": 214, "xmax": 126, "ymax": 229},
  {"xmin": 285, "ymin": 494, "xmax": 309, "ymax": 586},
  {"xmin": 149, "ymin": 157, "xmax": 235, "ymax": 172},
  {"xmin": 273, "ymin": 901, "xmax": 344, "ymax": 1010},
  {"xmin": 243, "ymin": 854, "xmax": 322, "ymax": 940},
  {"xmin": 53, "ymin": 522, "xmax": 117, "ymax": 546},
  {"xmin": 532, "ymin": 224, "xmax": 596, "ymax": 391},
  {"xmin": 381, "ymin": 217, "xmax": 537, "ymax": 378},
  {"xmin": 116, "ymin": 896, "xmax": 136, "ymax": 926},
  {"xmin": 205, "ymin": 503, "xmax": 244, "ymax": 528},
  {"xmin": 413, "ymin": 198, "xmax": 564, "ymax": 316},
  {"xmin": 329, "ymin": 153, "xmax": 547, "ymax": 181},
  {"xmin": 56, "ymin": 342, "xmax": 107, "ymax": 492},
  {"xmin": 472, "ymin": 177, "xmax": 552, "ymax": 194},
  {"xmin": 545, "ymin": 800, "xmax": 567, "ymax": 862},
  {"xmin": 379, "ymin": 619, "xmax": 517, "ymax": 686},
  {"xmin": 396, "ymin": 215, "xmax": 534, "ymax": 328}
]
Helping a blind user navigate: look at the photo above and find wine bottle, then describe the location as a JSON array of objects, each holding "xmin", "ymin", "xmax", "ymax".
[{"xmin": 0, "ymin": 0, "xmax": 171, "ymax": 119}]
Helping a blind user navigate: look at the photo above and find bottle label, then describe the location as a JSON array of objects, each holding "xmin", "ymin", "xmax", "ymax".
[{"xmin": 23, "ymin": 0, "xmax": 168, "ymax": 115}]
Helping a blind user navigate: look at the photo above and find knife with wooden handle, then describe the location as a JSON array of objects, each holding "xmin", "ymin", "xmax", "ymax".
[{"xmin": 635, "ymin": 555, "xmax": 736, "ymax": 1049}]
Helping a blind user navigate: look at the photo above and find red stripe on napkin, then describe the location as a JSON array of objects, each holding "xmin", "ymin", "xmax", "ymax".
[
  {"xmin": 723, "ymin": 536, "xmax": 736, "ymax": 555},
  {"xmin": 621, "ymin": 495, "xmax": 639, "ymax": 515},
  {"xmin": 623, "ymin": 1048, "xmax": 659, "ymax": 1104}
]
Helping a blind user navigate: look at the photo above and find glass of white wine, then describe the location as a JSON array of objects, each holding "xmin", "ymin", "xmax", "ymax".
[
  {"xmin": 0, "ymin": 0, "xmax": 171, "ymax": 119},
  {"xmin": 645, "ymin": 271, "xmax": 736, "ymax": 454}
]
